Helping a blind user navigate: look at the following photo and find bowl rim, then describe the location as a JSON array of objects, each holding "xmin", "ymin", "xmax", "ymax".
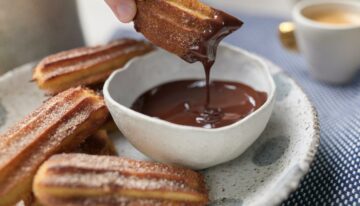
[{"xmin": 103, "ymin": 43, "xmax": 276, "ymax": 132}]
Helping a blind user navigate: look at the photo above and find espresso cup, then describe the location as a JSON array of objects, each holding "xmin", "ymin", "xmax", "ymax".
[{"xmin": 279, "ymin": 0, "xmax": 360, "ymax": 84}]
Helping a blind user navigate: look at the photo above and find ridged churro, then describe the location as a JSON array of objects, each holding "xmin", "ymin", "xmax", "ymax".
[
  {"xmin": 33, "ymin": 39, "xmax": 154, "ymax": 94},
  {"xmin": 0, "ymin": 87, "xmax": 109, "ymax": 206},
  {"xmin": 134, "ymin": 0, "xmax": 243, "ymax": 63},
  {"xmin": 33, "ymin": 154, "xmax": 208, "ymax": 206}
]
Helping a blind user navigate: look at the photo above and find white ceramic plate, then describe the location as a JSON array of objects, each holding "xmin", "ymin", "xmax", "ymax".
[{"xmin": 0, "ymin": 54, "xmax": 319, "ymax": 206}]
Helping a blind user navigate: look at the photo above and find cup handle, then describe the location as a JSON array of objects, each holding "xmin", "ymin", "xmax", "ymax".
[{"xmin": 279, "ymin": 22, "xmax": 299, "ymax": 52}]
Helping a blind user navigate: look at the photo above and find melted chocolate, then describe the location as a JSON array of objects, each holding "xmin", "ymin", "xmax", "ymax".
[
  {"xmin": 182, "ymin": 10, "xmax": 243, "ymax": 123},
  {"xmin": 132, "ymin": 80, "xmax": 267, "ymax": 129},
  {"xmin": 134, "ymin": 5, "xmax": 246, "ymax": 128},
  {"xmin": 182, "ymin": 10, "xmax": 243, "ymax": 64}
]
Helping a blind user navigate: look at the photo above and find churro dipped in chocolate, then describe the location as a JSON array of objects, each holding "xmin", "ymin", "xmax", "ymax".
[
  {"xmin": 33, "ymin": 39, "xmax": 154, "ymax": 94},
  {"xmin": 33, "ymin": 154, "xmax": 209, "ymax": 206},
  {"xmin": 77, "ymin": 130, "xmax": 118, "ymax": 156},
  {"xmin": 134, "ymin": 0, "xmax": 243, "ymax": 63},
  {"xmin": 0, "ymin": 87, "xmax": 109, "ymax": 206}
]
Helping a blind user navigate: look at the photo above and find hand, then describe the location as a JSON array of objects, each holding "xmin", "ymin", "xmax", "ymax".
[{"xmin": 105, "ymin": 0, "xmax": 137, "ymax": 23}]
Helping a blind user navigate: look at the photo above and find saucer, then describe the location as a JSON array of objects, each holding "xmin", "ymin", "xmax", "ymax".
[{"xmin": 0, "ymin": 56, "xmax": 319, "ymax": 206}]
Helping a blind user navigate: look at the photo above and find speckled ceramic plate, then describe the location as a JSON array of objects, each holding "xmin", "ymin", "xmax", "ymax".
[{"xmin": 0, "ymin": 57, "xmax": 319, "ymax": 206}]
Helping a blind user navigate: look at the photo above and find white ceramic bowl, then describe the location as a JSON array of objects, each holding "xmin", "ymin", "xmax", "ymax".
[{"xmin": 104, "ymin": 44, "xmax": 276, "ymax": 169}]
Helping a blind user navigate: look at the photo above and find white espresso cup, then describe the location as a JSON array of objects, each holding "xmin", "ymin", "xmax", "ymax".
[{"xmin": 279, "ymin": 0, "xmax": 360, "ymax": 84}]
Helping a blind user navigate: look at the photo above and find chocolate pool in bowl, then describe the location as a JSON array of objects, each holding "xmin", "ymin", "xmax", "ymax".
[
  {"xmin": 131, "ymin": 79, "xmax": 267, "ymax": 129},
  {"xmin": 103, "ymin": 44, "xmax": 276, "ymax": 169}
]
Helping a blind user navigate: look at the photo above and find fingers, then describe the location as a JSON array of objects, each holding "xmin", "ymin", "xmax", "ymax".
[{"xmin": 105, "ymin": 0, "xmax": 137, "ymax": 23}]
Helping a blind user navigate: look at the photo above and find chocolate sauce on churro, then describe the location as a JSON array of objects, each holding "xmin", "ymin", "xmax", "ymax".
[
  {"xmin": 132, "ymin": 80, "xmax": 267, "ymax": 129},
  {"xmin": 133, "ymin": 7, "xmax": 259, "ymax": 128},
  {"xmin": 169, "ymin": 10, "xmax": 246, "ymax": 128},
  {"xmin": 182, "ymin": 10, "xmax": 244, "ymax": 109}
]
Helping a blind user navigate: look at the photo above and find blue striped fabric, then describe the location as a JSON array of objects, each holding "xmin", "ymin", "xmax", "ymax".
[
  {"xmin": 112, "ymin": 13, "xmax": 360, "ymax": 205},
  {"xmin": 228, "ymin": 14, "xmax": 360, "ymax": 206}
]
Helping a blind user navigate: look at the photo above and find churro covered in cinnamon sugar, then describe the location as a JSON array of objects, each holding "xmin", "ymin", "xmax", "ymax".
[
  {"xmin": 33, "ymin": 154, "xmax": 208, "ymax": 206},
  {"xmin": 33, "ymin": 39, "xmax": 154, "ymax": 94},
  {"xmin": 0, "ymin": 87, "xmax": 108, "ymax": 206},
  {"xmin": 134, "ymin": 0, "xmax": 243, "ymax": 63}
]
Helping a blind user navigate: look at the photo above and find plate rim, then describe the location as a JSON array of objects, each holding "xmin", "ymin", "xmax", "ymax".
[
  {"xmin": 255, "ymin": 59, "xmax": 320, "ymax": 206},
  {"xmin": 0, "ymin": 59, "xmax": 320, "ymax": 206}
]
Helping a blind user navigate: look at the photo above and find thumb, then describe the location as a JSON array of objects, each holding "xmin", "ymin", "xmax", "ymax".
[{"xmin": 105, "ymin": 0, "xmax": 137, "ymax": 23}]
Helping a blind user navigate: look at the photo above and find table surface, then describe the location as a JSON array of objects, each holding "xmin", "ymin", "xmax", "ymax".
[
  {"xmin": 3, "ymin": 1, "xmax": 359, "ymax": 205},
  {"xmin": 76, "ymin": 0, "xmax": 296, "ymax": 45}
]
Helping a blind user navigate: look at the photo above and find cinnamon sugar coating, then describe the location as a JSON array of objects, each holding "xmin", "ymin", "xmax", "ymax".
[
  {"xmin": 33, "ymin": 154, "xmax": 208, "ymax": 206},
  {"xmin": 0, "ymin": 87, "xmax": 109, "ymax": 206},
  {"xmin": 33, "ymin": 39, "xmax": 154, "ymax": 94},
  {"xmin": 134, "ymin": 0, "xmax": 243, "ymax": 63}
]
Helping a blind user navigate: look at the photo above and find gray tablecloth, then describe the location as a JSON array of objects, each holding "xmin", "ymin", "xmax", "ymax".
[{"xmin": 226, "ymin": 14, "xmax": 360, "ymax": 206}]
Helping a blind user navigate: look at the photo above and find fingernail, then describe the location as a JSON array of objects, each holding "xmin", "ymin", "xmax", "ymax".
[{"xmin": 116, "ymin": 1, "xmax": 136, "ymax": 23}]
